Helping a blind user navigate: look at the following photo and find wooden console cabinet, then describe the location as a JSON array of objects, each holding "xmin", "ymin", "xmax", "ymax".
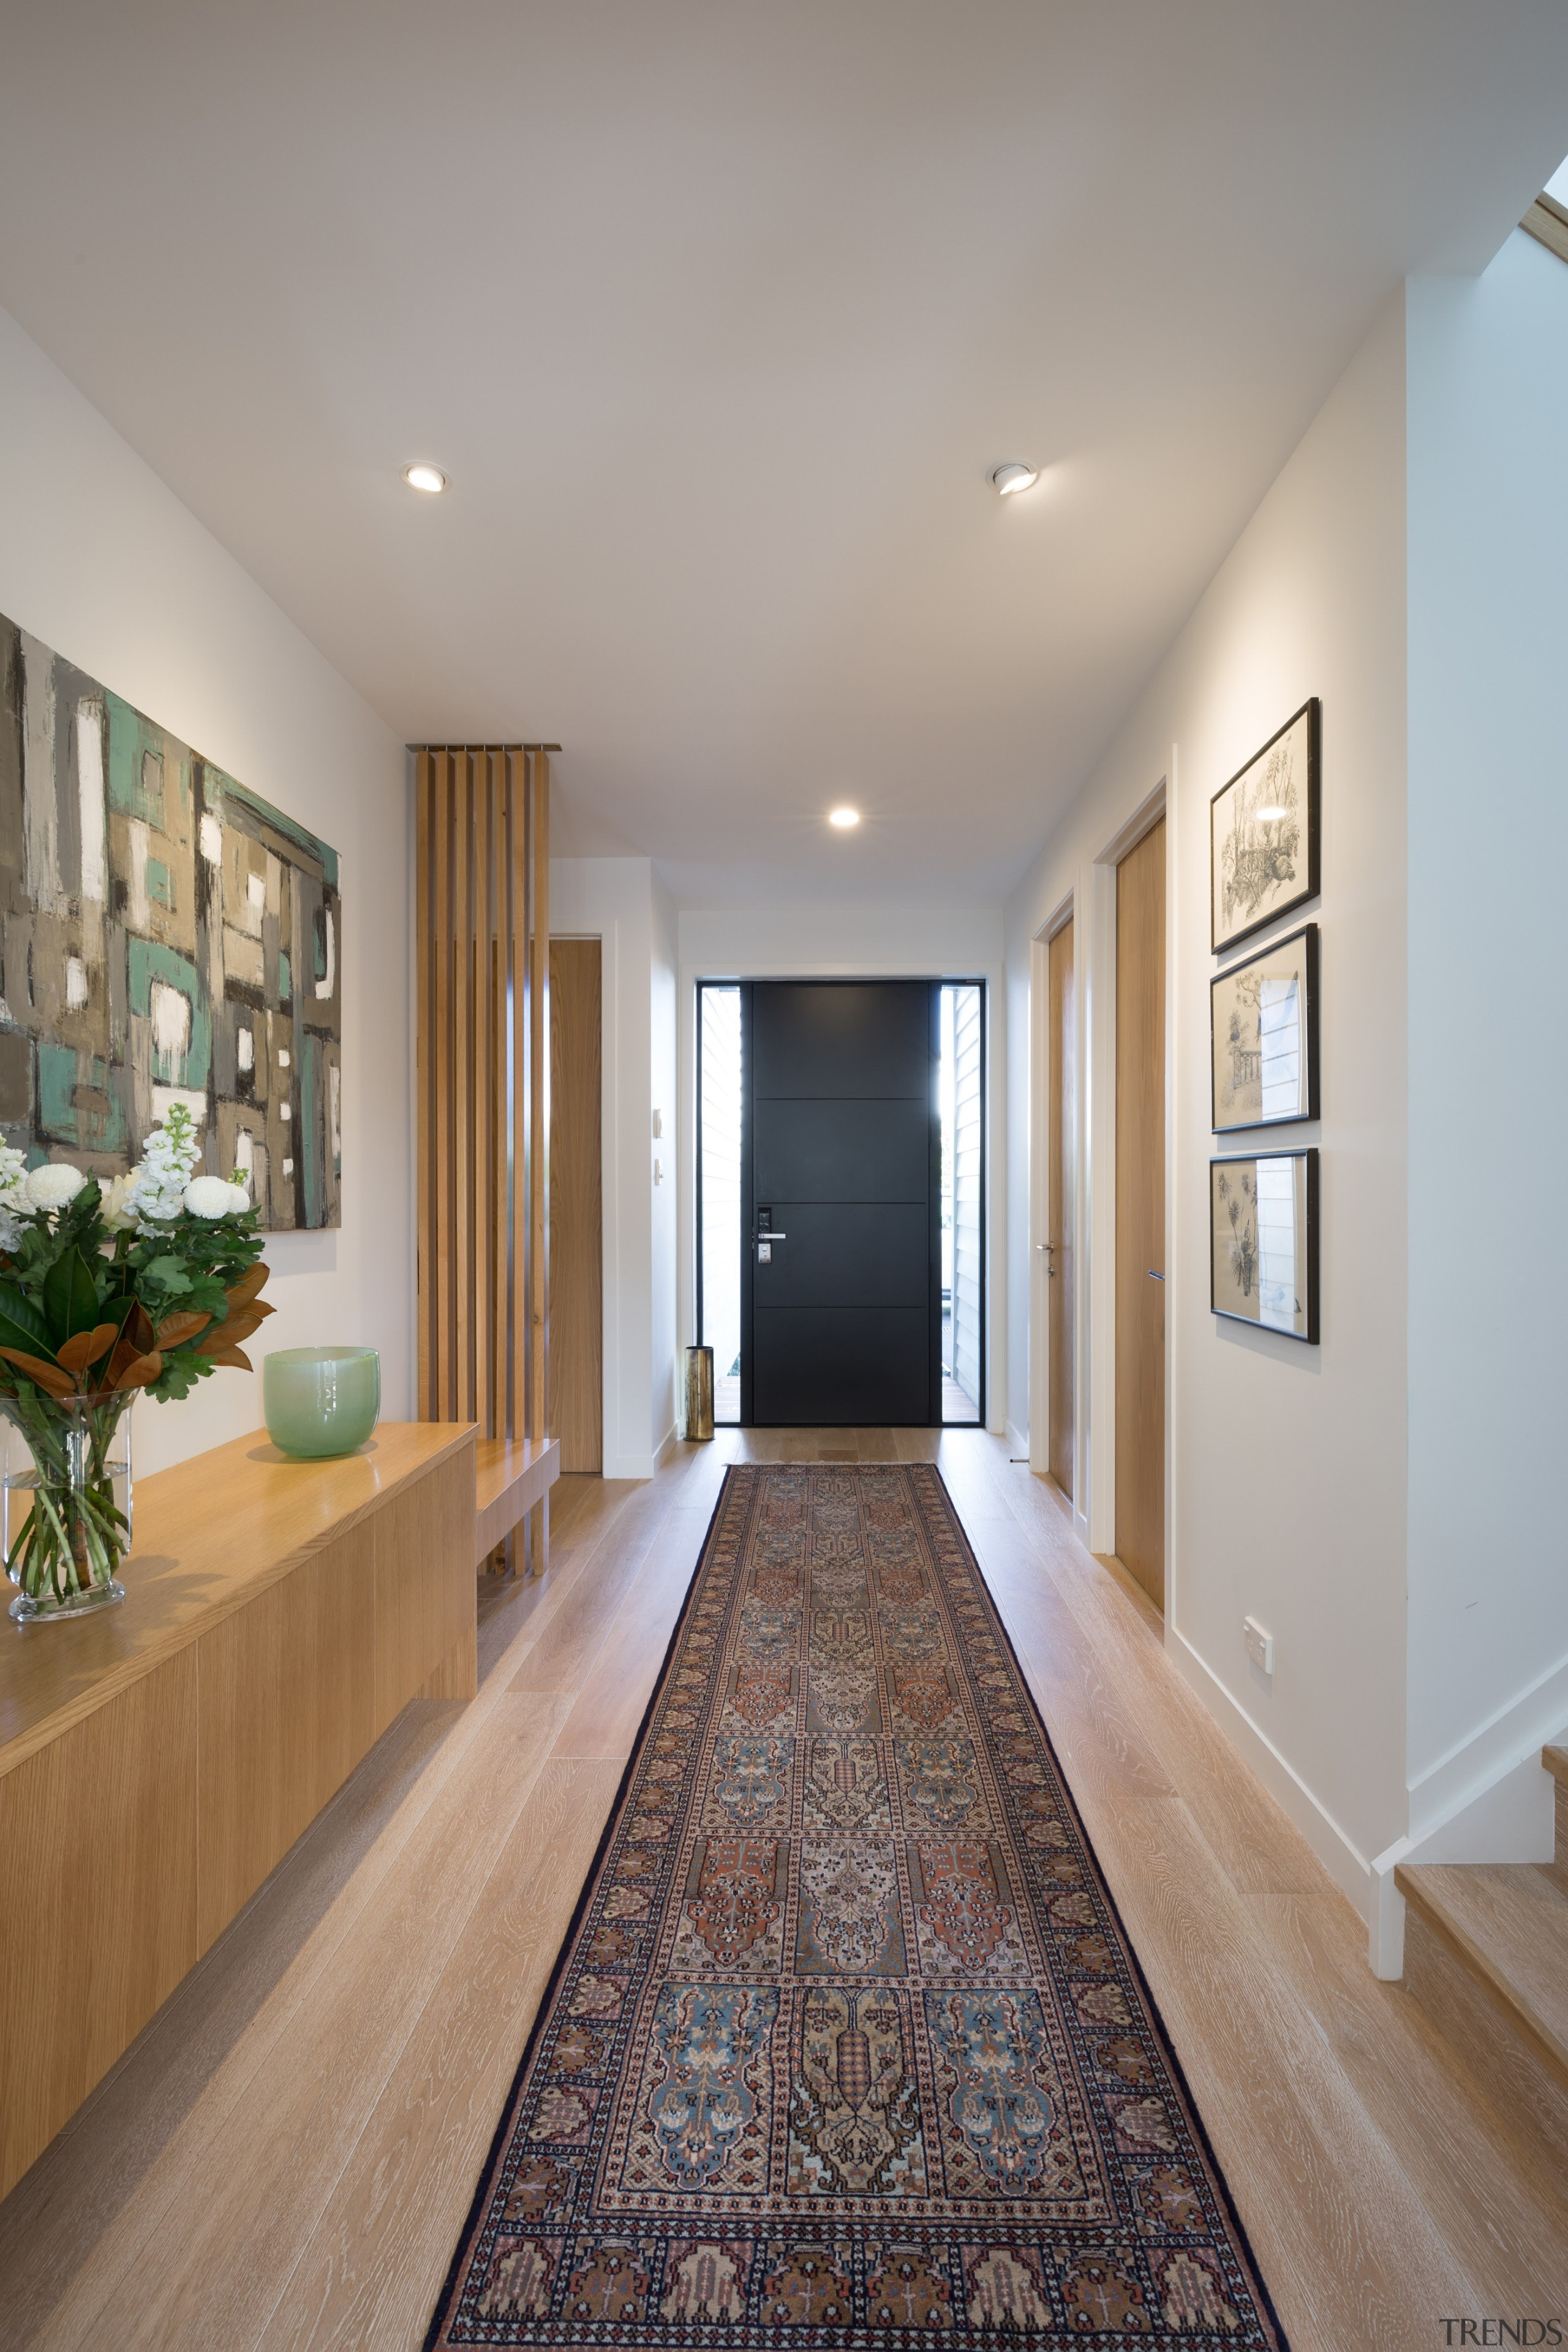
[{"xmin": 0, "ymin": 1421, "xmax": 477, "ymax": 2201}]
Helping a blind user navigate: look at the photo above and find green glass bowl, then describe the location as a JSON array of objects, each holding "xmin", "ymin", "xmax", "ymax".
[{"xmin": 263, "ymin": 1347, "xmax": 381, "ymax": 1459}]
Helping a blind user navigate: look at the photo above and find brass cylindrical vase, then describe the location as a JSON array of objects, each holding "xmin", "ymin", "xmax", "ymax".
[{"xmin": 685, "ymin": 1345, "xmax": 715, "ymax": 1442}]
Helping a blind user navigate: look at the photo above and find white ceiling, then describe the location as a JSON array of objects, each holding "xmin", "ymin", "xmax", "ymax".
[{"xmin": 2, "ymin": 3, "xmax": 1566, "ymax": 904}]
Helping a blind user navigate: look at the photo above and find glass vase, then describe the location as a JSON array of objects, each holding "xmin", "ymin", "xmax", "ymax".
[
  {"xmin": 263, "ymin": 1347, "xmax": 380, "ymax": 1459},
  {"xmin": 2, "ymin": 1389, "xmax": 134, "ymax": 1623}
]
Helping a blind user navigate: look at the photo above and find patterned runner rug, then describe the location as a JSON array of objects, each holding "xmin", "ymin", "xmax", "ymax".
[{"xmin": 427, "ymin": 1463, "xmax": 1286, "ymax": 2348}]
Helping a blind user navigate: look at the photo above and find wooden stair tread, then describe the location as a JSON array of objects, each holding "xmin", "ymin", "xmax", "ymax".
[
  {"xmin": 1544, "ymin": 1744, "xmax": 1568, "ymax": 1792},
  {"xmin": 1397, "ymin": 1860, "xmax": 1568, "ymax": 2094}
]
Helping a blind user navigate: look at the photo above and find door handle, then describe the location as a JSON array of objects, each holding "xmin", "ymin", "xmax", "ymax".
[
  {"xmin": 756, "ymin": 1232, "xmax": 786, "ymax": 1243},
  {"xmin": 1147, "ymin": 1270, "xmax": 1164, "ymax": 1281}
]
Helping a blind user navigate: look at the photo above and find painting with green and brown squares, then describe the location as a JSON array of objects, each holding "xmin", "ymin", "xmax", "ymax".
[{"xmin": 0, "ymin": 609, "xmax": 341, "ymax": 1229}]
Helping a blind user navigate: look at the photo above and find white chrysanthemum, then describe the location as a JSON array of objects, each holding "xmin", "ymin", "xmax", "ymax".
[
  {"xmin": 21, "ymin": 1162, "xmax": 88, "ymax": 1213},
  {"xmin": 183, "ymin": 1175, "xmax": 250, "ymax": 1220}
]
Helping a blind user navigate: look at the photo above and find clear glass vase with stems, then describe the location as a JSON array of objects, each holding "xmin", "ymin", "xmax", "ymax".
[{"xmin": 2, "ymin": 1389, "xmax": 134, "ymax": 1622}]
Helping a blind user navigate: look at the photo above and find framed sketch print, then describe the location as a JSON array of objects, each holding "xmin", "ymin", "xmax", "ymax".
[
  {"xmin": 1211, "ymin": 1148, "xmax": 1319, "ymax": 1343},
  {"xmin": 1210, "ymin": 923, "xmax": 1319, "ymax": 1131},
  {"xmin": 1210, "ymin": 698, "xmax": 1320, "ymax": 953}
]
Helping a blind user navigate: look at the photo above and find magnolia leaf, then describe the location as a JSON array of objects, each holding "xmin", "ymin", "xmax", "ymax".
[
  {"xmin": 55, "ymin": 1322, "xmax": 120, "ymax": 1374},
  {"xmin": 0, "ymin": 1306, "xmax": 48, "ymax": 1363},
  {"xmin": 198, "ymin": 1311, "xmax": 262, "ymax": 1355},
  {"xmin": 0, "ymin": 1345, "xmax": 78, "ymax": 1400},
  {"xmin": 0, "ymin": 1279, "xmax": 50, "ymax": 1350},
  {"xmin": 206, "ymin": 1346, "xmax": 253, "ymax": 1372},
  {"xmin": 112, "ymin": 1351, "xmax": 164, "ymax": 1393},
  {"xmin": 42, "ymin": 1248, "xmax": 104, "ymax": 1347},
  {"xmin": 126, "ymin": 1301, "xmax": 157, "ymax": 1357},
  {"xmin": 104, "ymin": 1337, "xmax": 138, "ymax": 1387},
  {"xmin": 227, "ymin": 1261, "xmax": 270, "ymax": 1305},
  {"xmin": 154, "ymin": 1310, "xmax": 213, "ymax": 1349}
]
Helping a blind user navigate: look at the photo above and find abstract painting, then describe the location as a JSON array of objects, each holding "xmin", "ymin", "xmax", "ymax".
[
  {"xmin": 0, "ymin": 609, "xmax": 341, "ymax": 1229},
  {"xmin": 1210, "ymin": 923, "xmax": 1318, "ymax": 1131},
  {"xmin": 1211, "ymin": 1150, "xmax": 1317, "ymax": 1342},
  {"xmin": 1210, "ymin": 699, "xmax": 1319, "ymax": 953}
]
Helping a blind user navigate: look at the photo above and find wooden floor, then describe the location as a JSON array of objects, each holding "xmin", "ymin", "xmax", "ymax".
[{"xmin": 1, "ymin": 1428, "xmax": 1562, "ymax": 2350}]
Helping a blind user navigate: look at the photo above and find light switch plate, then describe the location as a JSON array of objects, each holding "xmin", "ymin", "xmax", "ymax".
[{"xmin": 1243, "ymin": 1616, "xmax": 1273, "ymax": 1675}]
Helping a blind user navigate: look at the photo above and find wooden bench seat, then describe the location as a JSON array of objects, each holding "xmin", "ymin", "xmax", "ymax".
[{"xmin": 474, "ymin": 1433, "xmax": 560, "ymax": 1564}]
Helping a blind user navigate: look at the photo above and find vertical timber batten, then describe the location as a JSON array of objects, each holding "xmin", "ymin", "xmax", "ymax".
[{"xmin": 413, "ymin": 742, "xmax": 555, "ymax": 1573}]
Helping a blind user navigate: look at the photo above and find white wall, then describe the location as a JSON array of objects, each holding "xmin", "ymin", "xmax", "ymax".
[
  {"xmin": 0, "ymin": 302, "xmax": 410, "ymax": 1477},
  {"xmin": 676, "ymin": 903, "xmax": 1007, "ymax": 1433},
  {"xmin": 1005, "ymin": 294, "xmax": 1411, "ymax": 1929},
  {"xmin": 1404, "ymin": 233, "xmax": 1568, "ymax": 1830},
  {"xmin": 551, "ymin": 856, "xmax": 674, "ymax": 1479}
]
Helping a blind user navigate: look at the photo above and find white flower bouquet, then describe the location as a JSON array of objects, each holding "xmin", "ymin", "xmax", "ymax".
[{"xmin": 0, "ymin": 1106, "xmax": 272, "ymax": 1619}]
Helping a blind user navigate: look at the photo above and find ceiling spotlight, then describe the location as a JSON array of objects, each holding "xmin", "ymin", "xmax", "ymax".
[
  {"xmin": 402, "ymin": 462, "xmax": 448, "ymax": 494},
  {"xmin": 991, "ymin": 462, "xmax": 1037, "ymax": 497},
  {"xmin": 829, "ymin": 806, "xmax": 861, "ymax": 829}
]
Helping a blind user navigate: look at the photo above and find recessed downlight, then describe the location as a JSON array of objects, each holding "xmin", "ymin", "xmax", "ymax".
[
  {"xmin": 402, "ymin": 462, "xmax": 448, "ymax": 494},
  {"xmin": 991, "ymin": 462, "xmax": 1037, "ymax": 496},
  {"xmin": 829, "ymin": 806, "xmax": 861, "ymax": 830}
]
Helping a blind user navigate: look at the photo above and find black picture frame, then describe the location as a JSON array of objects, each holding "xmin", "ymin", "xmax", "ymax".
[
  {"xmin": 1210, "ymin": 1147, "xmax": 1319, "ymax": 1344},
  {"xmin": 1210, "ymin": 922, "xmax": 1319, "ymax": 1133},
  {"xmin": 1210, "ymin": 698, "xmax": 1321, "ymax": 954}
]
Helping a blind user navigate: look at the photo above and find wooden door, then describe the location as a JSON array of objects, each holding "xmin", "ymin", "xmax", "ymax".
[
  {"xmin": 1047, "ymin": 919, "xmax": 1075, "ymax": 1496},
  {"xmin": 1115, "ymin": 819, "xmax": 1166, "ymax": 1608},
  {"xmin": 548, "ymin": 939, "xmax": 603, "ymax": 1472}
]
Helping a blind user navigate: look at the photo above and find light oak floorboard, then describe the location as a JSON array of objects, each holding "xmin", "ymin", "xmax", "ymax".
[
  {"xmin": 551, "ymin": 1508, "xmax": 714, "ymax": 1760},
  {"xmin": 254, "ymin": 1757, "xmax": 624, "ymax": 2352},
  {"xmin": 19, "ymin": 1689, "xmax": 575, "ymax": 2352},
  {"xmin": 0, "ymin": 1431, "xmax": 1561, "ymax": 2351}
]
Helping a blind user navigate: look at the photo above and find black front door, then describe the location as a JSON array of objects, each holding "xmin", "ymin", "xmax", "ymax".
[{"xmin": 741, "ymin": 981, "xmax": 940, "ymax": 1425}]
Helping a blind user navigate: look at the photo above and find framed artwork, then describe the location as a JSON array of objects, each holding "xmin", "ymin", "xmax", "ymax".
[
  {"xmin": 0, "ymin": 609, "xmax": 342, "ymax": 1229},
  {"xmin": 1210, "ymin": 922, "xmax": 1318, "ymax": 1131},
  {"xmin": 1210, "ymin": 698, "xmax": 1319, "ymax": 953},
  {"xmin": 1210, "ymin": 1148, "xmax": 1318, "ymax": 1343}
]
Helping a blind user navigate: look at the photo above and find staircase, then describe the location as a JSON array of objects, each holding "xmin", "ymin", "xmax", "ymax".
[{"xmin": 1397, "ymin": 1748, "xmax": 1568, "ymax": 2106}]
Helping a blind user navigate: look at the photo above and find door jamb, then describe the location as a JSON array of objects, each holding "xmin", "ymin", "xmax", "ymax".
[
  {"xmin": 1029, "ymin": 897, "xmax": 1074, "ymax": 1489},
  {"xmin": 1090, "ymin": 777, "xmax": 1167, "ymax": 1572}
]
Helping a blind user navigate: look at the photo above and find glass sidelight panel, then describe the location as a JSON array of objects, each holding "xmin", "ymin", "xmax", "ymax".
[
  {"xmin": 698, "ymin": 984, "xmax": 742, "ymax": 1423},
  {"xmin": 940, "ymin": 982, "xmax": 984, "ymax": 1424}
]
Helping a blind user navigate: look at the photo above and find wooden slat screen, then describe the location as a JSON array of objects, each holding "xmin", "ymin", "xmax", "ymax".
[{"xmin": 414, "ymin": 745, "xmax": 553, "ymax": 1572}]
